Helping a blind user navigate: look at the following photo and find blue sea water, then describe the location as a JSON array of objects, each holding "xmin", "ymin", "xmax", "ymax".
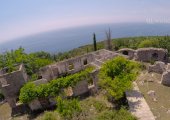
[{"xmin": 1, "ymin": 23, "xmax": 170, "ymax": 53}]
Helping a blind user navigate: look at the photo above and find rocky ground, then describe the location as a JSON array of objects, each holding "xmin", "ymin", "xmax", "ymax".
[{"xmin": 137, "ymin": 71, "xmax": 170, "ymax": 120}]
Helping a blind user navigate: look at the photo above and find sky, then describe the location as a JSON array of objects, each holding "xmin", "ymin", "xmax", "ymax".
[{"xmin": 0, "ymin": 0, "xmax": 170, "ymax": 43}]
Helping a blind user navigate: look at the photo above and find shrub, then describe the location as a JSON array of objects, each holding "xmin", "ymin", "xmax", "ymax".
[
  {"xmin": 99, "ymin": 56, "xmax": 141, "ymax": 100},
  {"xmin": 19, "ymin": 83, "xmax": 37, "ymax": 103},
  {"xmin": 56, "ymin": 97, "xmax": 81, "ymax": 119}
]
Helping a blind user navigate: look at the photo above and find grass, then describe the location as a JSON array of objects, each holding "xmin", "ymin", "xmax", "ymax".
[{"xmin": 136, "ymin": 71, "xmax": 170, "ymax": 120}]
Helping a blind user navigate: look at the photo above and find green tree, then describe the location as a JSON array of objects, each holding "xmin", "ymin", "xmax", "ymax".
[
  {"xmin": 99, "ymin": 56, "xmax": 140, "ymax": 100},
  {"xmin": 93, "ymin": 33, "xmax": 97, "ymax": 51}
]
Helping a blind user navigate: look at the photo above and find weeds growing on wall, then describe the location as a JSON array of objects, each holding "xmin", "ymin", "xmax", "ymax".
[{"xmin": 19, "ymin": 67, "xmax": 94, "ymax": 103}]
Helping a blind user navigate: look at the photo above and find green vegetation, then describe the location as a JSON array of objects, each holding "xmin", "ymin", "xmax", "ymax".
[
  {"xmin": 56, "ymin": 97, "xmax": 81, "ymax": 119},
  {"xmin": 52, "ymin": 36, "xmax": 170, "ymax": 62},
  {"xmin": 0, "ymin": 47, "xmax": 53, "ymax": 75},
  {"xmin": 41, "ymin": 111, "xmax": 61, "ymax": 120},
  {"xmin": 19, "ymin": 67, "xmax": 93, "ymax": 103},
  {"xmin": 138, "ymin": 39, "xmax": 159, "ymax": 48},
  {"xmin": 96, "ymin": 107, "xmax": 136, "ymax": 120},
  {"xmin": 99, "ymin": 56, "xmax": 141, "ymax": 100},
  {"xmin": 37, "ymin": 96, "xmax": 136, "ymax": 120},
  {"xmin": 1, "ymin": 36, "xmax": 170, "ymax": 76}
]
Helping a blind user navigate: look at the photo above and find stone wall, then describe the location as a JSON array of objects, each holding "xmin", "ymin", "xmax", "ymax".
[
  {"xmin": 118, "ymin": 48, "xmax": 168, "ymax": 63},
  {"xmin": 135, "ymin": 48, "xmax": 168, "ymax": 62},
  {"xmin": 73, "ymin": 80, "xmax": 89, "ymax": 96},
  {"xmin": 148, "ymin": 61, "xmax": 166, "ymax": 74},
  {"xmin": 118, "ymin": 48, "xmax": 135, "ymax": 59},
  {"xmin": 39, "ymin": 53, "xmax": 95, "ymax": 81},
  {"xmin": 0, "ymin": 64, "xmax": 28, "ymax": 108}
]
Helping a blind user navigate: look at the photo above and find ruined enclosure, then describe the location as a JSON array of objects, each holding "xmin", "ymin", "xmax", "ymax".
[
  {"xmin": 2, "ymin": 48, "xmax": 169, "ymax": 114},
  {"xmin": 118, "ymin": 48, "xmax": 168, "ymax": 62},
  {"xmin": 0, "ymin": 64, "xmax": 28, "ymax": 109},
  {"xmin": 135, "ymin": 48, "xmax": 168, "ymax": 62}
]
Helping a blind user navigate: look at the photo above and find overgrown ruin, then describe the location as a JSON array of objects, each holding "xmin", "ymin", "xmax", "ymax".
[{"xmin": 0, "ymin": 48, "xmax": 169, "ymax": 115}]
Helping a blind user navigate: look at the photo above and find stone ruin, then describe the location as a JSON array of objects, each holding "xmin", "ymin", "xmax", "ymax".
[
  {"xmin": 118, "ymin": 48, "xmax": 135, "ymax": 59},
  {"xmin": 148, "ymin": 61, "xmax": 166, "ymax": 74},
  {"xmin": 119, "ymin": 48, "xmax": 170, "ymax": 87},
  {"xmin": 146, "ymin": 61, "xmax": 170, "ymax": 87},
  {"xmin": 0, "ymin": 64, "xmax": 28, "ymax": 114},
  {"xmin": 161, "ymin": 63, "xmax": 170, "ymax": 87},
  {"xmin": 1, "ymin": 48, "xmax": 170, "ymax": 112},
  {"xmin": 0, "ymin": 49, "xmax": 123, "ymax": 112},
  {"xmin": 118, "ymin": 48, "xmax": 168, "ymax": 63}
]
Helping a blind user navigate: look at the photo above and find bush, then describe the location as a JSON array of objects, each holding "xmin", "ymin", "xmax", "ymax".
[
  {"xmin": 19, "ymin": 83, "xmax": 37, "ymax": 103},
  {"xmin": 99, "ymin": 56, "xmax": 141, "ymax": 100},
  {"xmin": 56, "ymin": 97, "xmax": 81, "ymax": 119}
]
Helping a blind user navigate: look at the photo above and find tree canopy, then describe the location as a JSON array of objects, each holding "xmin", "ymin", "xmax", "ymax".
[{"xmin": 99, "ymin": 56, "xmax": 141, "ymax": 100}]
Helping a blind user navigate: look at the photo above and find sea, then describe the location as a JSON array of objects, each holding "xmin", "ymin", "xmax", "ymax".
[{"xmin": 1, "ymin": 23, "xmax": 170, "ymax": 54}]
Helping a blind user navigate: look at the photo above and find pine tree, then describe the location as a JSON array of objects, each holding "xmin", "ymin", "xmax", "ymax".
[{"xmin": 93, "ymin": 33, "xmax": 97, "ymax": 51}]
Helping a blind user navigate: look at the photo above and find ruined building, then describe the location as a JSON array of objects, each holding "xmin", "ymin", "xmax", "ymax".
[
  {"xmin": 0, "ymin": 64, "xmax": 28, "ymax": 110},
  {"xmin": 0, "ymin": 48, "xmax": 169, "ymax": 112},
  {"xmin": 118, "ymin": 48, "xmax": 168, "ymax": 62}
]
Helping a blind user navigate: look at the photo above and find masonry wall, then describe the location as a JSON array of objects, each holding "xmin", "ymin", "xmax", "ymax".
[
  {"xmin": 118, "ymin": 48, "xmax": 135, "ymax": 59},
  {"xmin": 39, "ymin": 53, "xmax": 95, "ymax": 81},
  {"xmin": 135, "ymin": 48, "xmax": 168, "ymax": 62},
  {"xmin": 0, "ymin": 65, "xmax": 28, "ymax": 108}
]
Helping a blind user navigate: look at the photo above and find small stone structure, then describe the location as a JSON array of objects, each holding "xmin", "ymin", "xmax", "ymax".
[
  {"xmin": 161, "ymin": 70, "xmax": 170, "ymax": 86},
  {"xmin": 148, "ymin": 61, "xmax": 166, "ymax": 74},
  {"xmin": 118, "ymin": 48, "xmax": 168, "ymax": 63},
  {"xmin": 0, "ymin": 64, "xmax": 28, "ymax": 109},
  {"xmin": 118, "ymin": 48, "xmax": 135, "ymax": 59},
  {"xmin": 135, "ymin": 48, "xmax": 168, "ymax": 62}
]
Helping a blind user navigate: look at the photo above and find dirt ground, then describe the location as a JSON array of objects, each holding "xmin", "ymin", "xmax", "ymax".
[{"xmin": 137, "ymin": 71, "xmax": 170, "ymax": 120}]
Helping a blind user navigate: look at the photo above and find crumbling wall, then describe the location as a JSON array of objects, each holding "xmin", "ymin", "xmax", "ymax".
[
  {"xmin": 135, "ymin": 48, "xmax": 168, "ymax": 62},
  {"xmin": 118, "ymin": 48, "xmax": 135, "ymax": 59},
  {"xmin": 39, "ymin": 53, "xmax": 95, "ymax": 81},
  {"xmin": 73, "ymin": 80, "xmax": 89, "ymax": 96},
  {"xmin": 148, "ymin": 61, "xmax": 166, "ymax": 74},
  {"xmin": 0, "ymin": 64, "xmax": 28, "ymax": 108}
]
